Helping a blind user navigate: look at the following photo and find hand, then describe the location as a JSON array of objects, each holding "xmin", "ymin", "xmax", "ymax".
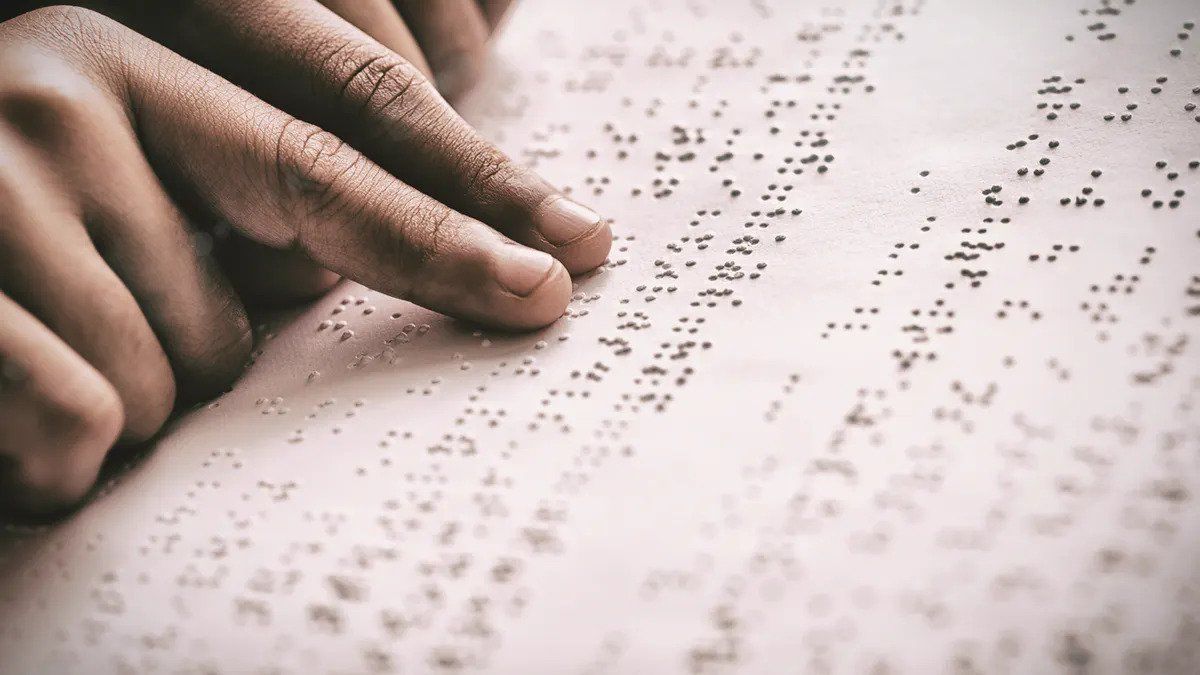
[{"xmin": 0, "ymin": 5, "xmax": 612, "ymax": 517}]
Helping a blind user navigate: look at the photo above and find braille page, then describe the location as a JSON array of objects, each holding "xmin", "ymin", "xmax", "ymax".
[{"xmin": 2, "ymin": 0, "xmax": 1198, "ymax": 672}]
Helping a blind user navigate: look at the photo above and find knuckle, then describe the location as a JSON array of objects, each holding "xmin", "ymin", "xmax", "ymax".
[
  {"xmin": 0, "ymin": 68, "xmax": 101, "ymax": 143},
  {"xmin": 339, "ymin": 50, "xmax": 422, "ymax": 111},
  {"xmin": 316, "ymin": 40, "xmax": 441, "ymax": 135},
  {"xmin": 0, "ymin": 368, "xmax": 122, "ymax": 514},
  {"xmin": 0, "ymin": 9, "xmax": 122, "ymax": 146},
  {"xmin": 42, "ymin": 370, "xmax": 124, "ymax": 450},
  {"xmin": 275, "ymin": 121, "xmax": 366, "ymax": 227}
]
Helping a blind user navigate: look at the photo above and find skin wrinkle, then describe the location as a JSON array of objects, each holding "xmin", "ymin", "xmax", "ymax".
[
  {"xmin": 295, "ymin": 140, "xmax": 374, "ymax": 251},
  {"xmin": 364, "ymin": 73, "xmax": 447, "ymax": 155},
  {"xmin": 335, "ymin": 52, "xmax": 392, "ymax": 100},
  {"xmin": 270, "ymin": 116, "xmax": 309, "ymax": 249},
  {"xmin": 443, "ymin": 132, "xmax": 546, "ymax": 230},
  {"xmin": 392, "ymin": 94, "xmax": 482, "ymax": 195},
  {"xmin": 305, "ymin": 145, "xmax": 363, "ymax": 223},
  {"xmin": 413, "ymin": 205, "xmax": 454, "ymax": 293},
  {"xmin": 461, "ymin": 145, "xmax": 512, "ymax": 203},
  {"xmin": 359, "ymin": 189, "xmax": 428, "ymax": 302},
  {"xmin": 309, "ymin": 35, "xmax": 378, "ymax": 105},
  {"xmin": 354, "ymin": 59, "xmax": 419, "ymax": 126}
]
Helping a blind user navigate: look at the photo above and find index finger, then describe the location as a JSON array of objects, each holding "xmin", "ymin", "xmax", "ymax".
[
  {"xmin": 106, "ymin": 0, "xmax": 613, "ymax": 275},
  {"xmin": 23, "ymin": 7, "xmax": 571, "ymax": 331}
]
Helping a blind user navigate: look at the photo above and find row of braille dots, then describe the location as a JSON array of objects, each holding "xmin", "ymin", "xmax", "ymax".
[
  {"xmin": 993, "ymin": 132, "xmax": 1058, "ymax": 203},
  {"xmin": 694, "ymin": 97, "xmax": 732, "ymax": 121},
  {"xmin": 313, "ymin": 294, "xmax": 394, "ymax": 343},
  {"xmin": 645, "ymin": 44, "xmax": 695, "ymax": 69},
  {"xmin": 946, "ymin": 217, "xmax": 1015, "ymax": 290},
  {"xmin": 744, "ymin": 137, "xmax": 833, "ymax": 193},
  {"xmin": 1059, "ymin": 182, "xmax": 1105, "ymax": 207},
  {"xmin": 871, "ymin": 185, "xmax": 932, "ymax": 288},
  {"xmin": 1083, "ymin": 19, "xmax": 1116, "ymax": 41},
  {"xmin": 1185, "ymin": 276, "xmax": 1200, "ymax": 316},
  {"xmin": 1064, "ymin": 0, "xmax": 1132, "ymax": 42},
  {"xmin": 1103, "ymin": 77, "xmax": 1180, "ymax": 122},
  {"xmin": 1080, "ymin": 300, "xmax": 1119, "ymax": 327},
  {"xmin": 981, "ymin": 183, "xmax": 1034, "ymax": 207},
  {"xmin": 1087, "ymin": 253, "xmax": 1153, "ymax": 300},
  {"xmin": 1036, "ymin": 76, "xmax": 1084, "ymax": 120},
  {"xmin": 637, "ymin": 124, "xmax": 705, "ymax": 199},
  {"xmin": 764, "ymin": 374, "xmax": 801, "ymax": 422},
  {"xmin": 1140, "ymin": 160, "xmax": 1195, "ymax": 208},
  {"xmin": 821, "ymin": 307, "xmax": 880, "ymax": 338},
  {"xmin": 858, "ymin": 20, "xmax": 906, "ymax": 46},
  {"xmin": 709, "ymin": 44, "xmax": 762, "ymax": 70},
  {"xmin": 1009, "ymin": 136, "xmax": 1072, "ymax": 181},
  {"xmin": 945, "ymin": 222, "xmax": 1005, "ymax": 263},
  {"xmin": 588, "ymin": 121, "xmax": 638, "ymax": 162},
  {"xmin": 631, "ymin": 96, "xmax": 663, "ymax": 119},
  {"xmin": 1029, "ymin": 244, "xmax": 1081, "ymax": 262},
  {"xmin": 1171, "ymin": 20, "xmax": 1194, "ymax": 58},
  {"xmin": 286, "ymin": 398, "xmax": 367, "ymax": 442},
  {"xmin": 996, "ymin": 299, "xmax": 1042, "ymax": 320}
]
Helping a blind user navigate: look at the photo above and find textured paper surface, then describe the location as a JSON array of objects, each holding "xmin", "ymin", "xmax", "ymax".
[{"xmin": 2, "ymin": 1, "xmax": 1198, "ymax": 672}]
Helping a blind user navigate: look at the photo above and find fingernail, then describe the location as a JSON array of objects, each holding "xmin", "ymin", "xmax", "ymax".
[
  {"xmin": 496, "ymin": 245, "xmax": 557, "ymax": 297},
  {"xmin": 536, "ymin": 196, "xmax": 603, "ymax": 246}
]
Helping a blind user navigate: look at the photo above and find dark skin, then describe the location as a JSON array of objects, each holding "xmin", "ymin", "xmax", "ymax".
[{"xmin": 0, "ymin": 2, "xmax": 613, "ymax": 516}]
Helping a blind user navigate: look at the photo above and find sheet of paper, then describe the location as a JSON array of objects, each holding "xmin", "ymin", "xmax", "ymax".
[{"xmin": 2, "ymin": 0, "xmax": 1198, "ymax": 672}]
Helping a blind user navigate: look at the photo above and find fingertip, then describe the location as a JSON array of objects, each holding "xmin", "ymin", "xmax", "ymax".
[
  {"xmin": 531, "ymin": 195, "xmax": 613, "ymax": 274},
  {"xmin": 491, "ymin": 256, "xmax": 571, "ymax": 331},
  {"xmin": 554, "ymin": 218, "xmax": 613, "ymax": 275}
]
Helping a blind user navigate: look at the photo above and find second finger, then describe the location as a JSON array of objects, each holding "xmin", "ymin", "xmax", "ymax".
[
  {"xmin": 394, "ymin": 0, "xmax": 491, "ymax": 101},
  {"xmin": 318, "ymin": 0, "xmax": 433, "ymax": 78}
]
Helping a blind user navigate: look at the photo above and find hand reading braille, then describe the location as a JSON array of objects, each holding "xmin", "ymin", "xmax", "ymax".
[{"xmin": 0, "ymin": 1, "xmax": 612, "ymax": 516}]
